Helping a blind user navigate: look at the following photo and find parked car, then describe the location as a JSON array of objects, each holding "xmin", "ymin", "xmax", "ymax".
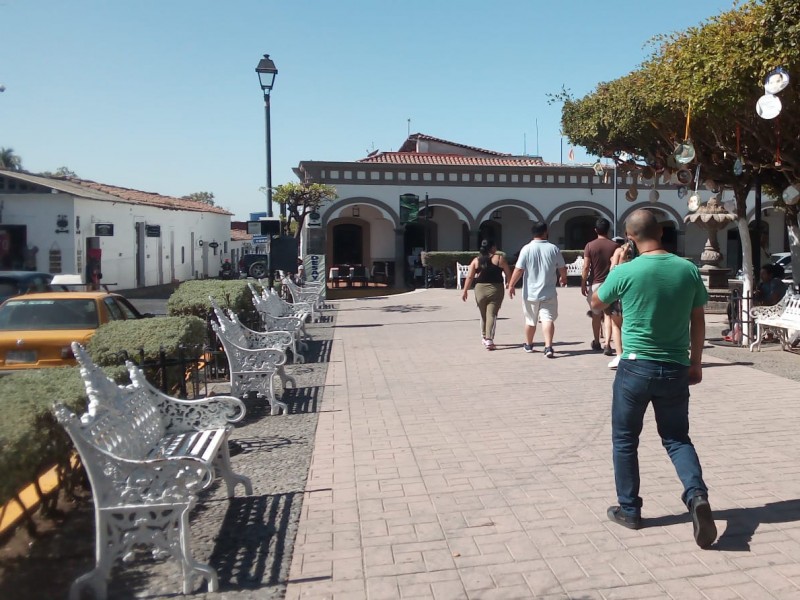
[
  {"xmin": 0, "ymin": 291, "xmax": 149, "ymax": 371},
  {"xmin": 0, "ymin": 271, "xmax": 54, "ymax": 303},
  {"xmin": 771, "ymin": 252, "xmax": 792, "ymax": 278},
  {"xmin": 239, "ymin": 253, "xmax": 270, "ymax": 278}
]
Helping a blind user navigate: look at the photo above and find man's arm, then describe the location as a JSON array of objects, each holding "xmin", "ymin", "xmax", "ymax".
[
  {"xmin": 590, "ymin": 290, "xmax": 609, "ymax": 311},
  {"xmin": 507, "ymin": 267, "xmax": 523, "ymax": 299},
  {"xmin": 689, "ymin": 305, "xmax": 705, "ymax": 385},
  {"xmin": 558, "ymin": 266, "xmax": 568, "ymax": 288},
  {"xmin": 580, "ymin": 252, "xmax": 591, "ymax": 296}
]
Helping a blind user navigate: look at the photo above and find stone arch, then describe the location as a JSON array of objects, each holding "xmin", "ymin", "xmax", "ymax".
[
  {"xmin": 322, "ymin": 197, "xmax": 399, "ymax": 228},
  {"xmin": 617, "ymin": 202, "xmax": 684, "ymax": 228},
  {"xmin": 476, "ymin": 200, "xmax": 544, "ymax": 225},
  {"xmin": 546, "ymin": 201, "xmax": 613, "ymax": 225},
  {"xmin": 425, "ymin": 197, "xmax": 476, "ymax": 230}
]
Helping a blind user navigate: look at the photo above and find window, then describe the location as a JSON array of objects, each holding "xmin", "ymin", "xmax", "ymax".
[{"xmin": 104, "ymin": 297, "xmax": 124, "ymax": 320}]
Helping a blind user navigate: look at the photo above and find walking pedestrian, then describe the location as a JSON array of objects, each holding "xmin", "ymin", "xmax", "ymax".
[
  {"xmin": 581, "ymin": 218, "xmax": 618, "ymax": 355},
  {"xmin": 591, "ymin": 209, "xmax": 717, "ymax": 548},
  {"xmin": 507, "ymin": 222, "xmax": 567, "ymax": 358},
  {"xmin": 461, "ymin": 239, "xmax": 512, "ymax": 350},
  {"xmin": 607, "ymin": 236, "xmax": 633, "ymax": 369}
]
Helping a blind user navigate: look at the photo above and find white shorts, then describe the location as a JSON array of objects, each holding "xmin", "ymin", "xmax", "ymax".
[
  {"xmin": 522, "ymin": 297, "xmax": 558, "ymax": 326},
  {"xmin": 587, "ymin": 282, "xmax": 603, "ymax": 315}
]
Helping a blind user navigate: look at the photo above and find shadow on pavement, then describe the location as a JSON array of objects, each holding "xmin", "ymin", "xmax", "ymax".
[
  {"xmin": 646, "ymin": 498, "xmax": 800, "ymax": 552},
  {"xmin": 209, "ymin": 492, "xmax": 299, "ymax": 590},
  {"xmin": 381, "ymin": 304, "xmax": 442, "ymax": 313}
]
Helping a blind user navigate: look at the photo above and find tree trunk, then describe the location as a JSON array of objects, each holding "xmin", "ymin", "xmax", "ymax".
[
  {"xmin": 734, "ymin": 184, "xmax": 754, "ymax": 347},
  {"xmin": 786, "ymin": 207, "xmax": 800, "ymax": 291}
]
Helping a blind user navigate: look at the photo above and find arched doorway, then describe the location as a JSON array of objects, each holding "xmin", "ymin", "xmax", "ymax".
[
  {"xmin": 332, "ymin": 223, "xmax": 363, "ymax": 264},
  {"xmin": 478, "ymin": 220, "xmax": 501, "ymax": 249},
  {"xmin": 565, "ymin": 215, "xmax": 598, "ymax": 250}
]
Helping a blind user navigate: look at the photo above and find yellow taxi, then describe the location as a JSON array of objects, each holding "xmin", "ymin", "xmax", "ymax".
[{"xmin": 0, "ymin": 291, "xmax": 147, "ymax": 371}]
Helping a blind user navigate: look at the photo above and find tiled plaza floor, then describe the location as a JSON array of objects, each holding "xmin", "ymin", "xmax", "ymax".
[{"xmin": 286, "ymin": 287, "xmax": 800, "ymax": 600}]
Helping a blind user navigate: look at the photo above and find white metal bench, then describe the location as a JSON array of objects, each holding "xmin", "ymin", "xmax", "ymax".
[
  {"xmin": 456, "ymin": 262, "xmax": 470, "ymax": 290},
  {"xmin": 54, "ymin": 342, "xmax": 251, "ymax": 600},
  {"xmin": 282, "ymin": 277, "xmax": 325, "ymax": 322},
  {"xmin": 566, "ymin": 255, "xmax": 585, "ymax": 277},
  {"xmin": 750, "ymin": 292, "xmax": 800, "ymax": 352},
  {"xmin": 250, "ymin": 286, "xmax": 310, "ymax": 359},
  {"xmin": 210, "ymin": 303, "xmax": 295, "ymax": 415}
]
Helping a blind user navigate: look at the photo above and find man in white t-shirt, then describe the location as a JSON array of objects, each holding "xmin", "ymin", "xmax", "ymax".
[{"xmin": 507, "ymin": 222, "xmax": 567, "ymax": 358}]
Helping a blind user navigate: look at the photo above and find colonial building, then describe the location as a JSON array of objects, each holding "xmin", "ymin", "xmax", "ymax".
[
  {"xmin": 297, "ymin": 133, "xmax": 783, "ymax": 287},
  {"xmin": 0, "ymin": 169, "xmax": 234, "ymax": 288}
]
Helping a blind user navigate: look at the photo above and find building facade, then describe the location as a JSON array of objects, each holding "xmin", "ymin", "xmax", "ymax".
[
  {"xmin": 0, "ymin": 170, "xmax": 234, "ymax": 289},
  {"xmin": 297, "ymin": 134, "xmax": 784, "ymax": 287}
]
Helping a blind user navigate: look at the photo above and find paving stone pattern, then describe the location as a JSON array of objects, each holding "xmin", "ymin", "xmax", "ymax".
[{"xmin": 286, "ymin": 288, "xmax": 800, "ymax": 600}]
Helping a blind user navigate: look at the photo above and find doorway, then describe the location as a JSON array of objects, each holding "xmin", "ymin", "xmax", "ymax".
[{"xmin": 332, "ymin": 223, "xmax": 363, "ymax": 265}]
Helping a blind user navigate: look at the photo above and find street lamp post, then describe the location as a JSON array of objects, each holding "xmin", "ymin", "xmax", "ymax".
[
  {"xmin": 255, "ymin": 54, "xmax": 278, "ymax": 220},
  {"xmin": 613, "ymin": 161, "xmax": 618, "ymax": 237},
  {"xmin": 424, "ymin": 193, "xmax": 430, "ymax": 288}
]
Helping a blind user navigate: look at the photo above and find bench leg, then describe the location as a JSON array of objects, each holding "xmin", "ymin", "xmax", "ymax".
[
  {"xmin": 749, "ymin": 323, "xmax": 763, "ymax": 352},
  {"xmin": 177, "ymin": 505, "xmax": 219, "ymax": 594},
  {"xmin": 216, "ymin": 440, "xmax": 253, "ymax": 497}
]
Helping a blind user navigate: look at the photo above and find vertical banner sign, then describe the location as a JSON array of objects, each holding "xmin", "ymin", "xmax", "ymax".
[
  {"xmin": 399, "ymin": 193, "xmax": 420, "ymax": 224},
  {"xmin": 305, "ymin": 254, "xmax": 327, "ymax": 299}
]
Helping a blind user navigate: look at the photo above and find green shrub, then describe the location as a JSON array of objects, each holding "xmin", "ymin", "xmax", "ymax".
[
  {"xmin": 0, "ymin": 368, "xmax": 87, "ymax": 507},
  {"xmin": 167, "ymin": 279, "xmax": 258, "ymax": 319},
  {"xmin": 88, "ymin": 316, "xmax": 207, "ymax": 366}
]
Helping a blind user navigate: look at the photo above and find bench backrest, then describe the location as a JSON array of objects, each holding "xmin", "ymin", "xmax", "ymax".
[
  {"xmin": 60, "ymin": 343, "xmax": 166, "ymax": 462},
  {"xmin": 782, "ymin": 294, "xmax": 800, "ymax": 320},
  {"xmin": 566, "ymin": 256, "xmax": 584, "ymax": 276}
]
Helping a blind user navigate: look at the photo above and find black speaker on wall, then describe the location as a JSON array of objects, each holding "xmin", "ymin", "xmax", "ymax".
[{"xmin": 270, "ymin": 236, "xmax": 299, "ymax": 273}]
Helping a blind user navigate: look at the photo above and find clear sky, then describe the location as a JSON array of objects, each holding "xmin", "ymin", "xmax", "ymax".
[{"xmin": 1, "ymin": 0, "xmax": 736, "ymax": 220}]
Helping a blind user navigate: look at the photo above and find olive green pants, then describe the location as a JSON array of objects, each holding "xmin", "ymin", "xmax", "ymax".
[{"xmin": 474, "ymin": 282, "xmax": 504, "ymax": 340}]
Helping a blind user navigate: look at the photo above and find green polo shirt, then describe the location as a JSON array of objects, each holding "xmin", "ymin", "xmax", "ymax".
[{"xmin": 598, "ymin": 254, "xmax": 708, "ymax": 365}]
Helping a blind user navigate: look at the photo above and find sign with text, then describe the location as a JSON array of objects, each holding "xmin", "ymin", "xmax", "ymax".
[
  {"xmin": 304, "ymin": 254, "xmax": 326, "ymax": 299},
  {"xmin": 145, "ymin": 225, "xmax": 161, "ymax": 237},
  {"xmin": 399, "ymin": 193, "xmax": 419, "ymax": 224},
  {"xmin": 95, "ymin": 223, "xmax": 114, "ymax": 236}
]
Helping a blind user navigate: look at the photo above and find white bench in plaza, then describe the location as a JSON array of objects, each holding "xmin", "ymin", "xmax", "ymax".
[
  {"xmin": 750, "ymin": 292, "xmax": 800, "ymax": 352},
  {"xmin": 456, "ymin": 262, "xmax": 470, "ymax": 289},
  {"xmin": 282, "ymin": 276, "xmax": 325, "ymax": 322},
  {"xmin": 54, "ymin": 342, "xmax": 251, "ymax": 600},
  {"xmin": 210, "ymin": 299, "xmax": 296, "ymax": 415},
  {"xmin": 566, "ymin": 255, "xmax": 585, "ymax": 277}
]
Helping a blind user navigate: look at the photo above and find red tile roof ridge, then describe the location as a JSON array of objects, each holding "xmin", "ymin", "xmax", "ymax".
[
  {"xmin": 400, "ymin": 133, "xmax": 510, "ymax": 156},
  {"xmin": 358, "ymin": 152, "xmax": 545, "ymax": 166},
  {"xmin": 66, "ymin": 176, "xmax": 232, "ymax": 215}
]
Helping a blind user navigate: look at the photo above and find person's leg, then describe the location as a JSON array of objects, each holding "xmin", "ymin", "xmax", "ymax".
[
  {"xmin": 484, "ymin": 285, "xmax": 503, "ymax": 343},
  {"xmin": 474, "ymin": 284, "xmax": 490, "ymax": 340},
  {"xmin": 591, "ymin": 313, "xmax": 602, "ymax": 345},
  {"xmin": 650, "ymin": 366, "xmax": 708, "ymax": 506},
  {"xmin": 539, "ymin": 298, "xmax": 558, "ymax": 356},
  {"xmin": 541, "ymin": 320, "xmax": 555, "ymax": 347},
  {"xmin": 611, "ymin": 359, "xmax": 651, "ymax": 516},
  {"xmin": 522, "ymin": 300, "xmax": 539, "ymax": 347},
  {"xmin": 611, "ymin": 315, "xmax": 623, "ymax": 355},
  {"xmin": 602, "ymin": 313, "xmax": 614, "ymax": 353}
]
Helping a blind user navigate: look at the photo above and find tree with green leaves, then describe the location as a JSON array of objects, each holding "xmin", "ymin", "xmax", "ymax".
[
  {"xmin": 184, "ymin": 191, "xmax": 215, "ymax": 205},
  {"xmin": 558, "ymin": 0, "xmax": 800, "ymax": 295},
  {"xmin": 271, "ymin": 182, "xmax": 338, "ymax": 239},
  {"xmin": 0, "ymin": 147, "xmax": 22, "ymax": 171}
]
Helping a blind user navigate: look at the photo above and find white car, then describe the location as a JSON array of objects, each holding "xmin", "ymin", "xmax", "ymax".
[{"xmin": 770, "ymin": 252, "xmax": 792, "ymax": 278}]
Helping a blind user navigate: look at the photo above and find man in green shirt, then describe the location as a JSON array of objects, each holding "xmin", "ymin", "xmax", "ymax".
[{"xmin": 591, "ymin": 209, "xmax": 717, "ymax": 548}]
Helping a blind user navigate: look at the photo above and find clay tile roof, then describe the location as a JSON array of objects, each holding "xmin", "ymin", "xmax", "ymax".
[
  {"xmin": 398, "ymin": 133, "xmax": 509, "ymax": 156},
  {"xmin": 358, "ymin": 152, "xmax": 545, "ymax": 167},
  {"xmin": 231, "ymin": 229, "xmax": 251, "ymax": 241},
  {"xmin": 67, "ymin": 177, "xmax": 232, "ymax": 215}
]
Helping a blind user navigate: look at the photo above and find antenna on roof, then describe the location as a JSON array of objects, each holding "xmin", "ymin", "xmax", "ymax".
[
  {"xmin": 407, "ymin": 118, "xmax": 411, "ymax": 137},
  {"xmin": 535, "ymin": 119, "xmax": 540, "ymax": 156},
  {"xmin": 523, "ymin": 133, "xmax": 527, "ymax": 156}
]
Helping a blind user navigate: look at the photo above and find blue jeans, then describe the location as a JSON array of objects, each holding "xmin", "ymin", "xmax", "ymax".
[{"xmin": 612, "ymin": 359, "xmax": 708, "ymax": 516}]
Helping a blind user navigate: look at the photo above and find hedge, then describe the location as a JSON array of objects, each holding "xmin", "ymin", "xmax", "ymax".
[
  {"xmin": 421, "ymin": 249, "xmax": 584, "ymax": 272},
  {"xmin": 167, "ymin": 279, "xmax": 259, "ymax": 320},
  {"xmin": 87, "ymin": 316, "xmax": 207, "ymax": 366},
  {"xmin": 0, "ymin": 368, "xmax": 87, "ymax": 508}
]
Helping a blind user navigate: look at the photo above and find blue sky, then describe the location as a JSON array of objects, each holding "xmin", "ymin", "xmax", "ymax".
[{"xmin": 1, "ymin": 0, "xmax": 736, "ymax": 220}]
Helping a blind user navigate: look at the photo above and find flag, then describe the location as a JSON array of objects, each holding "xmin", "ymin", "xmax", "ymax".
[{"xmin": 567, "ymin": 147, "xmax": 575, "ymax": 162}]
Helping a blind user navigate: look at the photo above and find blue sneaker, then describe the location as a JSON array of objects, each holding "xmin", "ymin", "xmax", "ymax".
[
  {"xmin": 523, "ymin": 343, "xmax": 534, "ymax": 353},
  {"xmin": 544, "ymin": 346, "xmax": 555, "ymax": 358}
]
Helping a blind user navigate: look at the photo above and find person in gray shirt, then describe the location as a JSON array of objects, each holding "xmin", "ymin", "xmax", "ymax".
[{"xmin": 507, "ymin": 222, "xmax": 567, "ymax": 358}]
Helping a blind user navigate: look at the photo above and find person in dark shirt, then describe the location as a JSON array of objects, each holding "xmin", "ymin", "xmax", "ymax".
[
  {"xmin": 461, "ymin": 239, "xmax": 512, "ymax": 350},
  {"xmin": 581, "ymin": 218, "xmax": 619, "ymax": 355}
]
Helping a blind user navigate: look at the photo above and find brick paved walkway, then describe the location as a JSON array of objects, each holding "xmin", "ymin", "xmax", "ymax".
[{"xmin": 287, "ymin": 287, "xmax": 800, "ymax": 599}]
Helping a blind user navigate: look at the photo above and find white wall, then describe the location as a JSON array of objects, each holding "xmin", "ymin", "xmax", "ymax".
[{"xmin": 1, "ymin": 191, "xmax": 232, "ymax": 289}]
